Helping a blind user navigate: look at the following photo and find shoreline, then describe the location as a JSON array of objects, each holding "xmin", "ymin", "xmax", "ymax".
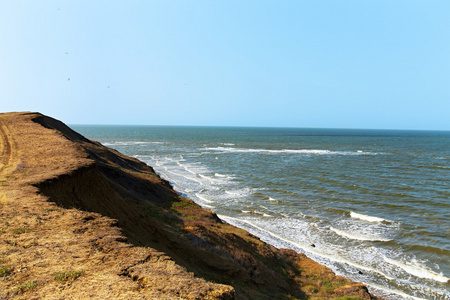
[{"xmin": 105, "ymin": 126, "xmax": 448, "ymax": 300}]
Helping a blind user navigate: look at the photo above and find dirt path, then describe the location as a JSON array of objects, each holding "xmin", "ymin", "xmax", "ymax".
[{"xmin": 0, "ymin": 117, "xmax": 13, "ymax": 174}]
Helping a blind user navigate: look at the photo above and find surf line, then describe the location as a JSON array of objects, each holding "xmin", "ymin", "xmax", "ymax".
[
  {"xmin": 350, "ymin": 211, "xmax": 389, "ymax": 223},
  {"xmin": 330, "ymin": 227, "xmax": 392, "ymax": 242},
  {"xmin": 383, "ymin": 257, "xmax": 449, "ymax": 283},
  {"xmin": 217, "ymin": 214, "xmax": 394, "ymax": 281},
  {"xmin": 357, "ymin": 281, "xmax": 429, "ymax": 300}
]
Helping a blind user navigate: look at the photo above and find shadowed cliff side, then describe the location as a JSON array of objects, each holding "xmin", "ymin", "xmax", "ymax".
[{"xmin": 0, "ymin": 112, "xmax": 377, "ymax": 299}]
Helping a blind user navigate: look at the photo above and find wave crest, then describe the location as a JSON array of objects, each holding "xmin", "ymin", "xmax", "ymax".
[
  {"xmin": 204, "ymin": 147, "xmax": 377, "ymax": 155},
  {"xmin": 383, "ymin": 257, "xmax": 449, "ymax": 283},
  {"xmin": 350, "ymin": 211, "xmax": 388, "ymax": 223},
  {"xmin": 330, "ymin": 227, "xmax": 392, "ymax": 242}
]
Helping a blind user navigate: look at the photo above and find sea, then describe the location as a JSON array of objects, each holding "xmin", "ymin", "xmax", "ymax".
[{"xmin": 71, "ymin": 125, "xmax": 450, "ymax": 300}]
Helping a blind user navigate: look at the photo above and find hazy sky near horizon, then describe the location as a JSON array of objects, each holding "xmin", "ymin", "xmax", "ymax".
[{"xmin": 1, "ymin": 1, "xmax": 449, "ymax": 130}]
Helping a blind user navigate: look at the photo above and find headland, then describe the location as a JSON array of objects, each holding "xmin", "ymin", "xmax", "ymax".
[{"xmin": 0, "ymin": 112, "xmax": 377, "ymax": 299}]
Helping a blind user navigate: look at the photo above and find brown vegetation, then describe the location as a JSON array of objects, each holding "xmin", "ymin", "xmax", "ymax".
[{"xmin": 0, "ymin": 112, "xmax": 377, "ymax": 299}]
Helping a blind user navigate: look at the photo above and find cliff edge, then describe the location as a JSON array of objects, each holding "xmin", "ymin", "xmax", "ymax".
[{"xmin": 0, "ymin": 112, "xmax": 376, "ymax": 299}]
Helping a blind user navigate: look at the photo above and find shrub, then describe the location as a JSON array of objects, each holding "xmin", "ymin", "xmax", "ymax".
[
  {"xmin": 0, "ymin": 266, "xmax": 12, "ymax": 277},
  {"xmin": 54, "ymin": 270, "xmax": 84, "ymax": 281},
  {"xmin": 304, "ymin": 284, "xmax": 318, "ymax": 293},
  {"xmin": 12, "ymin": 227, "xmax": 26, "ymax": 234},
  {"xmin": 16, "ymin": 281, "xmax": 38, "ymax": 294}
]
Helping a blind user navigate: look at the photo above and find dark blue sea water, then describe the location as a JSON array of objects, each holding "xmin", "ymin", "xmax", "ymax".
[{"xmin": 72, "ymin": 125, "xmax": 450, "ymax": 300}]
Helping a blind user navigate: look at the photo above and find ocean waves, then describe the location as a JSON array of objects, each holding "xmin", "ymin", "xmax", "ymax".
[
  {"xmin": 350, "ymin": 211, "xmax": 389, "ymax": 223},
  {"xmin": 103, "ymin": 141, "xmax": 164, "ymax": 146},
  {"xmin": 218, "ymin": 213, "xmax": 449, "ymax": 299},
  {"xmin": 137, "ymin": 151, "xmax": 448, "ymax": 298},
  {"xmin": 330, "ymin": 227, "xmax": 393, "ymax": 242},
  {"xmin": 204, "ymin": 146, "xmax": 379, "ymax": 155},
  {"xmin": 383, "ymin": 257, "xmax": 449, "ymax": 283},
  {"xmin": 80, "ymin": 126, "xmax": 450, "ymax": 300}
]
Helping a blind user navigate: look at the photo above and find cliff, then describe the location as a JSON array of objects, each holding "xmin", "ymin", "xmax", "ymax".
[{"xmin": 0, "ymin": 112, "xmax": 376, "ymax": 299}]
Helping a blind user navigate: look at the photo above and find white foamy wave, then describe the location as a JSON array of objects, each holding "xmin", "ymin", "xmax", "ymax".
[
  {"xmin": 383, "ymin": 257, "xmax": 449, "ymax": 283},
  {"xmin": 166, "ymin": 156, "xmax": 183, "ymax": 162},
  {"xmin": 175, "ymin": 162, "xmax": 197, "ymax": 175},
  {"xmin": 103, "ymin": 141, "xmax": 162, "ymax": 146},
  {"xmin": 154, "ymin": 157, "xmax": 226, "ymax": 188},
  {"xmin": 351, "ymin": 212, "xmax": 387, "ymax": 223},
  {"xmin": 214, "ymin": 172, "xmax": 234, "ymax": 179},
  {"xmin": 198, "ymin": 173, "xmax": 229, "ymax": 185},
  {"xmin": 202, "ymin": 204, "xmax": 215, "ymax": 209},
  {"xmin": 204, "ymin": 147, "xmax": 375, "ymax": 155},
  {"xmin": 224, "ymin": 188, "xmax": 253, "ymax": 198},
  {"xmin": 195, "ymin": 193, "xmax": 214, "ymax": 203},
  {"xmin": 198, "ymin": 173, "xmax": 214, "ymax": 182},
  {"xmin": 330, "ymin": 227, "xmax": 392, "ymax": 242},
  {"xmin": 217, "ymin": 215, "xmax": 394, "ymax": 281},
  {"xmin": 362, "ymin": 281, "xmax": 429, "ymax": 300},
  {"xmin": 159, "ymin": 157, "xmax": 235, "ymax": 188},
  {"xmin": 241, "ymin": 210, "xmax": 272, "ymax": 217},
  {"xmin": 168, "ymin": 169, "xmax": 204, "ymax": 185},
  {"xmin": 268, "ymin": 197, "xmax": 281, "ymax": 202}
]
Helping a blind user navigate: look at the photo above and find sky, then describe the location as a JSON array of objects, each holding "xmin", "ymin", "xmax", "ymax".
[{"xmin": 1, "ymin": 1, "xmax": 449, "ymax": 130}]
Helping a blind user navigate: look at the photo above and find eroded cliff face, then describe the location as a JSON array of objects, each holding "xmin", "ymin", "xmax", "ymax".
[{"xmin": 0, "ymin": 112, "xmax": 376, "ymax": 299}]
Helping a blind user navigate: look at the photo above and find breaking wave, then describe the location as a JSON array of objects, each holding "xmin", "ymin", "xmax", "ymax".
[
  {"xmin": 350, "ymin": 212, "xmax": 389, "ymax": 223},
  {"xmin": 330, "ymin": 227, "xmax": 392, "ymax": 242},
  {"xmin": 204, "ymin": 147, "xmax": 377, "ymax": 155},
  {"xmin": 383, "ymin": 257, "xmax": 449, "ymax": 283}
]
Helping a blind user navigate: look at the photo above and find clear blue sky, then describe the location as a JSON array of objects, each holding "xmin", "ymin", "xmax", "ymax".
[{"xmin": 1, "ymin": 1, "xmax": 449, "ymax": 130}]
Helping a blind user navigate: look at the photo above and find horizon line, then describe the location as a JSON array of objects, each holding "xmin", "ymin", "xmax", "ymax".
[{"xmin": 68, "ymin": 123, "xmax": 450, "ymax": 133}]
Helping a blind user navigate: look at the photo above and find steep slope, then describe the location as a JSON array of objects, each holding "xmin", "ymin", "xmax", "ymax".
[{"xmin": 0, "ymin": 112, "xmax": 377, "ymax": 299}]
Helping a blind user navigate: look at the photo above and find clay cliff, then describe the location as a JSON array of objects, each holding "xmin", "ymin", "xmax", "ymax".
[{"xmin": 0, "ymin": 112, "xmax": 377, "ymax": 299}]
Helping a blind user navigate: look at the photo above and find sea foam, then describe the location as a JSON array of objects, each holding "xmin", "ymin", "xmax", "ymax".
[
  {"xmin": 330, "ymin": 227, "xmax": 392, "ymax": 242},
  {"xmin": 351, "ymin": 212, "xmax": 387, "ymax": 223},
  {"xmin": 204, "ymin": 147, "xmax": 375, "ymax": 155},
  {"xmin": 103, "ymin": 141, "xmax": 162, "ymax": 146},
  {"xmin": 218, "ymin": 215, "xmax": 395, "ymax": 281},
  {"xmin": 195, "ymin": 193, "xmax": 214, "ymax": 203},
  {"xmin": 214, "ymin": 172, "xmax": 230, "ymax": 178},
  {"xmin": 383, "ymin": 257, "xmax": 449, "ymax": 283}
]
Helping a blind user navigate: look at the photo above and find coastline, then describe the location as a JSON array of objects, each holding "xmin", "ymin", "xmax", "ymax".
[{"xmin": 0, "ymin": 112, "xmax": 378, "ymax": 299}]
